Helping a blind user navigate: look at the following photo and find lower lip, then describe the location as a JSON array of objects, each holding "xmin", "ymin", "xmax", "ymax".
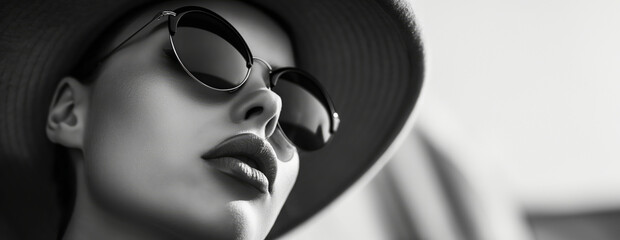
[{"xmin": 205, "ymin": 157, "xmax": 269, "ymax": 193}]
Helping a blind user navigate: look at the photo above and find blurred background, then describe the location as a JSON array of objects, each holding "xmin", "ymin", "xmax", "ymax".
[{"xmin": 282, "ymin": 0, "xmax": 620, "ymax": 239}]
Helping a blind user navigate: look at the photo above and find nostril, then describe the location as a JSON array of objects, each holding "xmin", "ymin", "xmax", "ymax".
[{"xmin": 245, "ymin": 106, "xmax": 264, "ymax": 120}]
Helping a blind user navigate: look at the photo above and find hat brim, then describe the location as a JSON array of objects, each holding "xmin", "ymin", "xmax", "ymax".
[{"xmin": 0, "ymin": 0, "xmax": 423, "ymax": 238}]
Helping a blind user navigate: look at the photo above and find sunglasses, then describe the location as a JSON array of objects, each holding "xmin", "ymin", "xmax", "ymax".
[{"xmin": 97, "ymin": 6, "xmax": 339, "ymax": 151}]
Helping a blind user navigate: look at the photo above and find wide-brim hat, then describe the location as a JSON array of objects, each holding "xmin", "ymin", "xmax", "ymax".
[{"xmin": 0, "ymin": 0, "xmax": 424, "ymax": 239}]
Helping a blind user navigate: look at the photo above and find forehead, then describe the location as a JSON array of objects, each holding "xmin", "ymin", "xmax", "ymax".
[{"xmin": 107, "ymin": 0, "xmax": 295, "ymax": 68}]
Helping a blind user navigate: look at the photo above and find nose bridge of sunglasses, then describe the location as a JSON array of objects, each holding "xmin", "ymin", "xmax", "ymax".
[
  {"xmin": 252, "ymin": 57, "xmax": 273, "ymax": 72},
  {"xmin": 250, "ymin": 57, "xmax": 273, "ymax": 87}
]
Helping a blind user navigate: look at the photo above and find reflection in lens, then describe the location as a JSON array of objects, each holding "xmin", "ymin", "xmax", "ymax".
[
  {"xmin": 273, "ymin": 77, "xmax": 331, "ymax": 151},
  {"xmin": 172, "ymin": 12, "xmax": 248, "ymax": 90}
]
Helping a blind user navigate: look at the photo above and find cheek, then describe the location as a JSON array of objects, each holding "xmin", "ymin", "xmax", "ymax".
[
  {"xmin": 81, "ymin": 66, "xmax": 242, "ymax": 233},
  {"xmin": 275, "ymin": 153, "xmax": 299, "ymax": 199},
  {"xmin": 267, "ymin": 153, "xmax": 299, "ymax": 227},
  {"xmin": 270, "ymin": 153, "xmax": 300, "ymax": 235}
]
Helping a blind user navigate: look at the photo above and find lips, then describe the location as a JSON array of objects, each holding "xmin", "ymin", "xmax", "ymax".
[{"xmin": 201, "ymin": 134, "xmax": 278, "ymax": 194}]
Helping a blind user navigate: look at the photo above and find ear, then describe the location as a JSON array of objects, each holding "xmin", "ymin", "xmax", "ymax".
[{"xmin": 46, "ymin": 76, "xmax": 89, "ymax": 149}]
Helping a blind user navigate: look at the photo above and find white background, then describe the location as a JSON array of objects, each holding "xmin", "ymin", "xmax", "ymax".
[{"xmin": 414, "ymin": 0, "xmax": 620, "ymax": 212}]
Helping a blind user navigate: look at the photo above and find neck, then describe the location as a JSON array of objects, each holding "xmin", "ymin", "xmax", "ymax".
[{"xmin": 62, "ymin": 151, "xmax": 174, "ymax": 240}]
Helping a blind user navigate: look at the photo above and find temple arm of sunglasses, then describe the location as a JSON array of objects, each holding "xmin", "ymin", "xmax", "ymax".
[{"xmin": 98, "ymin": 10, "xmax": 176, "ymax": 62}]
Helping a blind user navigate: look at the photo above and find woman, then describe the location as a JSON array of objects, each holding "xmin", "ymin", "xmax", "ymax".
[{"xmin": 0, "ymin": 0, "xmax": 424, "ymax": 239}]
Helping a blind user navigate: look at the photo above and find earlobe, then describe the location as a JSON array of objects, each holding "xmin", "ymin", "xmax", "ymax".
[{"xmin": 46, "ymin": 76, "xmax": 89, "ymax": 149}]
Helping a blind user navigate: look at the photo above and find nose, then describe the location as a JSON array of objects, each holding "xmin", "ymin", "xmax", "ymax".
[{"xmin": 230, "ymin": 59, "xmax": 282, "ymax": 138}]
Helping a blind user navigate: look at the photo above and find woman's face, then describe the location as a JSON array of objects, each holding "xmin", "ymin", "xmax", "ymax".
[{"xmin": 81, "ymin": 1, "xmax": 298, "ymax": 239}]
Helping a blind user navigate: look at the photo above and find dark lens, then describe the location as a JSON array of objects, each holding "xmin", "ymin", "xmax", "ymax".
[
  {"xmin": 172, "ymin": 12, "xmax": 249, "ymax": 90},
  {"xmin": 272, "ymin": 71, "xmax": 333, "ymax": 150}
]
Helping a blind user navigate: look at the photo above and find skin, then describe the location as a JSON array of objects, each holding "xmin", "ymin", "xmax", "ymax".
[{"xmin": 46, "ymin": 1, "xmax": 299, "ymax": 239}]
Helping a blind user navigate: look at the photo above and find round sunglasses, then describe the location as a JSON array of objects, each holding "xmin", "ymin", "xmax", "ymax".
[{"xmin": 97, "ymin": 6, "xmax": 339, "ymax": 151}]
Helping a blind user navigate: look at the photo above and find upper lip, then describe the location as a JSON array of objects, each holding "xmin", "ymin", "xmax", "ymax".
[{"xmin": 201, "ymin": 133, "xmax": 278, "ymax": 193}]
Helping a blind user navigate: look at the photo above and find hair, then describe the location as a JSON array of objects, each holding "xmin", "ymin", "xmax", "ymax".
[{"xmin": 54, "ymin": 147, "xmax": 76, "ymax": 238}]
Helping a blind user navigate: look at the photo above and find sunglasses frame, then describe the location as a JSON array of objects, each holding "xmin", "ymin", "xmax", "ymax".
[{"xmin": 97, "ymin": 6, "xmax": 340, "ymax": 149}]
